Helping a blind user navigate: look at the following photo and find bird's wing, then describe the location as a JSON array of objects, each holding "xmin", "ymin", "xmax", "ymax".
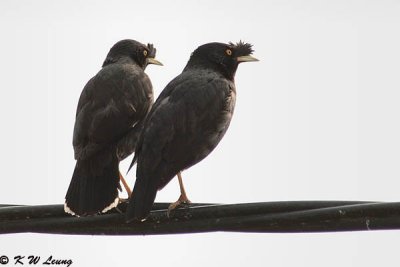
[
  {"xmin": 136, "ymin": 70, "xmax": 234, "ymax": 189},
  {"xmin": 128, "ymin": 71, "xmax": 184, "ymax": 169},
  {"xmin": 73, "ymin": 64, "xmax": 153, "ymax": 160},
  {"xmin": 116, "ymin": 119, "xmax": 145, "ymax": 161}
]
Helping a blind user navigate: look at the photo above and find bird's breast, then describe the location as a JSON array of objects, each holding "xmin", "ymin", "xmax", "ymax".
[
  {"xmin": 224, "ymin": 88, "xmax": 236, "ymax": 113},
  {"xmin": 204, "ymin": 86, "xmax": 236, "ymax": 150}
]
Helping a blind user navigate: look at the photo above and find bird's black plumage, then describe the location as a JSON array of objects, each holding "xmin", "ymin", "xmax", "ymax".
[
  {"xmin": 65, "ymin": 39, "xmax": 161, "ymax": 216},
  {"xmin": 126, "ymin": 41, "xmax": 258, "ymax": 221}
]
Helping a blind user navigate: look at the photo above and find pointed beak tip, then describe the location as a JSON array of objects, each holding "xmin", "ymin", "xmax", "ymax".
[
  {"xmin": 148, "ymin": 58, "xmax": 163, "ymax": 66},
  {"xmin": 237, "ymin": 55, "xmax": 259, "ymax": 63}
]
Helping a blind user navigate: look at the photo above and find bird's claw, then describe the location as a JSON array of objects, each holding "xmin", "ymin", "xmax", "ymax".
[{"xmin": 167, "ymin": 195, "xmax": 191, "ymax": 218}]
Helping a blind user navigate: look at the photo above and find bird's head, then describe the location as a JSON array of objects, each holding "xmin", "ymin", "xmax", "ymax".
[
  {"xmin": 102, "ymin": 39, "xmax": 163, "ymax": 69},
  {"xmin": 184, "ymin": 41, "xmax": 258, "ymax": 80}
]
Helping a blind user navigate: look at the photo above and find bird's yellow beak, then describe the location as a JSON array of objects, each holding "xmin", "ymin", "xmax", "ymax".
[
  {"xmin": 236, "ymin": 55, "xmax": 259, "ymax": 63},
  {"xmin": 147, "ymin": 58, "xmax": 163, "ymax": 66}
]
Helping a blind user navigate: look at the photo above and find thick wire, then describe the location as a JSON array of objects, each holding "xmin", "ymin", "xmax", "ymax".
[{"xmin": 0, "ymin": 201, "xmax": 399, "ymax": 235}]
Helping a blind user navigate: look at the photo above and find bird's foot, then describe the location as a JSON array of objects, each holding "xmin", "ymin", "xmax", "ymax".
[
  {"xmin": 118, "ymin": 197, "xmax": 129, "ymax": 203},
  {"xmin": 114, "ymin": 206, "xmax": 123, "ymax": 214},
  {"xmin": 167, "ymin": 194, "xmax": 191, "ymax": 218}
]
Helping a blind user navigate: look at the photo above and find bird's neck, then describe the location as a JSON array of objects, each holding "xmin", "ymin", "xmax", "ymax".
[
  {"xmin": 183, "ymin": 59, "xmax": 236, "ymax": 82},
  {"xmin": 102, "ymin": 56, "xmax": 144, "ymax": 69}
]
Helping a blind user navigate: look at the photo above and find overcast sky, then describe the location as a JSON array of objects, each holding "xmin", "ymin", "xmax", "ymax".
[{"xmin": 1, "ymin": 0, "xmax": 400, "ymax": 266}]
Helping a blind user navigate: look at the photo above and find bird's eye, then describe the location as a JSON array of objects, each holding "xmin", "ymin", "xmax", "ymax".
[
  {"xmin": 143, "ymin": 50, "xmax": 148, "ymax": 57},
  {"xmin": 225, "ymin": 49, "xmax": 232, "ymax": 56}
]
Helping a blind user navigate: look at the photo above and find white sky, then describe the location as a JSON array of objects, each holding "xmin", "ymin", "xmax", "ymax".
[{"xmin": 1, "ymin": 0, "xmax": 400, "ymax": 266}]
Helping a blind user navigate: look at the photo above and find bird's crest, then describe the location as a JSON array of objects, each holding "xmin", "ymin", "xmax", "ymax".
[
  {"xmin": 147, "ymin": 43, "xmax": 156, "ymax": 58},
  {"xmin": 229, "ymin": 41, "xmax": 254, "ymax": 56}
]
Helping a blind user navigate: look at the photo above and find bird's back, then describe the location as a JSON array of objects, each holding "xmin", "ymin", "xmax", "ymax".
[{"xmin": 73, "ymin": 62, "xmax": 153, "ymax": 161}]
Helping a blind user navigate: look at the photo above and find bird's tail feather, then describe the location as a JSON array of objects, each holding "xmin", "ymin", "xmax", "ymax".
[
  {"xmin": 125, "ymin": 173, "xmax": 158, "ymax": 222},
  {"xmin": 65, "ymin": 147, "xmax": 120, "ymax": 216}
]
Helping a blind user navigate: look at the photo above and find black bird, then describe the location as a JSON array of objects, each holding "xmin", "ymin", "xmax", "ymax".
[
  {"xmin": 126, "ymin": 41, "xmax": 258, "ymax": 221},
  {"xmin": 65, "ymin": 39, "xmax": 162, "ymax": 216}
]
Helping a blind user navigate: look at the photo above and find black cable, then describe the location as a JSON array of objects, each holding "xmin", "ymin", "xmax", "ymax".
[{"xmin": 0, "ymin": 201, "xmax": 399, "ymax": 235}]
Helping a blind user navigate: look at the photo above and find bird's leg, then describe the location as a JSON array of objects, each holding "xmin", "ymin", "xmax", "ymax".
[
  {"xmin": 119, "ymin": 171, "xmax": 132, "ymax": 198},
  {"xmin": 177, "ymin": 172, "xmax": 191, "ymax": 204},
  {"xmin": 167, "ymin": 171, "xmax": 191, "ymax": 217}
]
